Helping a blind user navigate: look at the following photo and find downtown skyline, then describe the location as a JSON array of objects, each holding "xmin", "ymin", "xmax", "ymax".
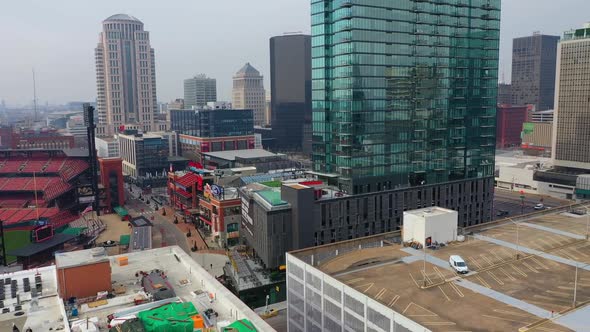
[{"xmin": 1, "ymin": 0, "xmax": 590, "ymax": 105}]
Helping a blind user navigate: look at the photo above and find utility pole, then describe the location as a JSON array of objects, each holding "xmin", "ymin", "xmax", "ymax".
[{"xmin": 32, "ymin": 68, "xmax": 38, "ymax": 122}]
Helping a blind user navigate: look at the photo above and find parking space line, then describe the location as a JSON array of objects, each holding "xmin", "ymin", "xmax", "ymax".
[
  {"xmin": 537, "ymin": 238, "xmax": 555, "ymax": 250},
  {"xmin": 511, "ymin": 264, "xmax": 528, "ymax": 277},
  {"xmin": 481, "ymin": 314, "xmax": 530, "ymax": 324},
  {"xmin": 358, "ymin": 282, "xmax": 374, "ymax": 293},
  {"xmin": 405, "ymin": 303, "xmax": 438, "ymax": 317},
  {"xmin": 559, "ymin": 249, "xmax": 579, "ymax": 260},
  {"xmin": 492, "ymin": 309, "xmax": 531, "ymax": 318},
  {"xmin": 388, "ymin": 294, "xmax": 400, "ymax": 307},
  {"xmin": 499, "ymin": 267, "xmax": 517, "ymax": 281},
  {"xmin": 345, "ymin": 277, "xmax": 364, "ymax": 284},
  {"xmin": 468, "ymin": 256, "xmax": 484, "ymax": 270},
  {"xmin": 375, "ymin": 288, "xmax": 387, "ymax": 300},
  {"xmin": 530, "ymin": 257, "xmax": 550, "ymax": 270},
  {"xmin": 481, "ymin": 254, "xmax": 495, "ymax": 266},
  {"xmin": 433, "ymin": 266, "xmax": 447, "ymax": 281},
  {"xmin": 422, "ymin": 322, "xmax": 456, "ymax": 326},
  {"xmin": 490, "ymin": 250, "xmax": 506, "ymax": 263},
  {"xmin": 571, "ymin": 247, "xmax": 589, "ymax": 258},
  {"xmin": 487, "ymin": 271, "xmax": 504, "ymax": 285},
  {"xmin": 421, "ymin": 270, "xmax": 434, "ymax": 285},
  {"xmin": 557, "ymin": 285, "xmax": 575, "ymax": 290},
  {"xmin": 438, "ymin": 286, "xmax": 451, "ymax": 302},
  {"xmin": 522, "ymin": 261, "xmax": 540, "ymax": 273},
  {"xmin": 535, "ymin": 327, "xmax": 566, "ymax": 332},
  {"xmin": 449, "ymin": 282, "xmax": 465, "ymax": 297},
  {"xmin": 475, "ymin": 275, "xmax": 492, "ymax": 288},
  {"xmin": 533, "ymin": 294, "xmax": 562, "ymax": 301},
  {"xmin": 500, "ymin": 248, "xmax": 517, "ymax": 259},
  {"xmin": 409, "ymin": 273, "xmax": 420, "ymax": 287},
  {"xmin": 546, "ymin": 290, "xmax": 571, "ymax": 297}
]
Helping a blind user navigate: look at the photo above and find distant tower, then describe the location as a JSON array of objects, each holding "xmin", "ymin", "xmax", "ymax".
[
  {"xmin": 232, "ymin": 63, "xmax": 265, "ymax": 127},
  {"xmin": 95, "ymin": 14, "xmax": 158, "ymax": 136},
  {"xmin": 184, "ymin": 74, "xmax": 217, "ymax": 109}
]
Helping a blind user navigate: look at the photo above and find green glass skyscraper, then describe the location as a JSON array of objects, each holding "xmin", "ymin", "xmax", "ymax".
[{"xmin": 312, "ymin": 0, "xmax": 500, "ymax": 197}]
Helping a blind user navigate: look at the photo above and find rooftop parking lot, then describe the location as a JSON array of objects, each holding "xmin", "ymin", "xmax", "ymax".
[{"xmin": 316, "ymin": 207, "xmax": 590, "ymax": 331}]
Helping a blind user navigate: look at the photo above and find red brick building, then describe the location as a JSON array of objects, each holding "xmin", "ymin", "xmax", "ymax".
[
  {"xmin": 12, "ymin": 128, "xmax": 75, "ymax": 150},
  {"xmin": 198, "ymin": 185, "xmax": 241, "ymax": 247},
  {"xmin": 98, "ymin": 158, "xmax": 125, "ymax": 212},
  {"xmin": 496, "ymin": 105, "xmax": 528, "ymax": 148}
]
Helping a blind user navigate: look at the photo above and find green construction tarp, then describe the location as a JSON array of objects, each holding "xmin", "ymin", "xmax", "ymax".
[
  {"xmin": 223, "ymin": 319, "xmax": 258, "ymax": 332},
  {"xmin": 138, "ymin": 302, "xmax": 198, "ymax": 332},
  {"xmin": 523, "ymin": 122, "xmax": 535, "ymax": 134},
  {"xmin": 114, "ymin": 206, "xmax": 129, "ymax": 217},
  {"xmin": 120, "ymin": 234, "xmax": 131, "ymax": 246},
  {"xmin": 60, "ymin": 227, "xmax": 87, "ymax": 236}
]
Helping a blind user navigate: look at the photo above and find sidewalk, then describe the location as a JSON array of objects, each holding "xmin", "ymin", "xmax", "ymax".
[{"xmin": 159, "ymin": 207, "xmax": 209, "ymax": 251}]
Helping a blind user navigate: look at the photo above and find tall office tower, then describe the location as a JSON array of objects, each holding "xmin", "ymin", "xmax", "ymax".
[
  {"xmin": 270, "ymin": 34, "xmax": 312, "ymax": 152},
  {"xmin": 312, "ymin": 1, "xmax": 501, "ymax": 200},
  {"xmin": 232, "ymin": 63, "xmax": 266, "ymax": 127},
  {"xmin": 511, "ymin": 33, "xmax": 560, "ymax": 111},
  {"xmin": 553, "ymin": 23, "xmax": 590, "ymax": 170},
  {"xmin": 497, "ymin": 83, "xmax": 513, "ymax": 105},
  {"xmin": 184, "ymin": 74, "xmax": 217, "ymax": 109},
  {"xmin": 95, "ymin": 14, "xmax": 158, "ymax": 136}
]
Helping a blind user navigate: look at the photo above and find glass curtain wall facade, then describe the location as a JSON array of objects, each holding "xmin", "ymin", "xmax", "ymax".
[{"xmin": 311, "ymin": 0, "xmax": 501, "ymax": 195}]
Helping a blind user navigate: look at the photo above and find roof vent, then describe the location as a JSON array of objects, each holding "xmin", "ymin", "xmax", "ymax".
[{"xmin": 90, "ymin": 247, "xmax": 106, "ymax": 257}]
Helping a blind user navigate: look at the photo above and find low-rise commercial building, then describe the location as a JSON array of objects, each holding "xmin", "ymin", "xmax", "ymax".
[
  {"xmin": 521, "ymin": 122, "xmax": 552, "ymax": 156},
  {"xmin": 118, "ymin": 131, "xmax": 180, "ymax": 179},
  {"xmin": 240, "ymin": 173, "xmax": 492, "ymax": 269},
  {"xmin": 199, "ymin": 185, "xmax": 241, "ymax": 247},
  {"xmin": 203, "ymin": 149, "xmax": 296, "ymax": 172}
]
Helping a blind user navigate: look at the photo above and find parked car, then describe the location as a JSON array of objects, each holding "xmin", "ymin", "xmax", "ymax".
[
  {"xmin": 449, "ymin": 255, "xmax": 469, "ymax": 274},
  {"xmin": 534, "ymin": 203, "xmax": 545, "ymax": 210},
  {"xmin": 496, "ymin": 210, "xmax": 509, "ymax": 217}
]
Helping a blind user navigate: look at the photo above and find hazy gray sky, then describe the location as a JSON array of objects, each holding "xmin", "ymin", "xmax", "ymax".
[{"xmin": 1, "ymin": 0, "xmax": 589, "ymax": 105}]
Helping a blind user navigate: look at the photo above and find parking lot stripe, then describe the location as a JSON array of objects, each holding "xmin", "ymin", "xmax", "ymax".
[
  {"xmin": 449, "ymin": 282, "xmax": 465, "ymax": 297},
  {"xmin": 535, "ymin": 327, "xmax": 566, "ymax": 332},
  {"xmin": 481, "ymin": 254, "xmax": 495, "ymax": 266},
  {"xmin": 433, "ymin": 266, "xmax": 447, "ymax": 281},
  {"xmin": 571, "ymin": 247, "xmax": 589, "ymax": 258},
  {"xmin": 421, "ymin": 270, "xmax": 434, "ymax": 285},
  {"xmin": 546, "ymin": 290, "xmax": 571, "ymax": 297},
  {"xmin": 559, "ymin": 249, "xmax": 579, "ymax": 260},
  {"xmin": 533, "ymin": 294, "xmax": 562, "ymax": 301},
  {"xmin": 409, "ymin": 273, "xmax": 420, "ymax": 287},
  {"xmin": 499, "ymin": 267, "xmax": 517, "ymax": 281},
  {"xmin": 487, "ymin": 271, "xmax": 504, "ymax": 285},
  {"xmin": 538, "ymin": 238, "xmax": 555, "ymax": 250},
  {"xmin": 375, "ymin": 288, "xmax": 387, "ymax": 300},
  {"xmin": 438, "ymin": 286, "xmax": 451, "ymax": 302},
  {"xmin": 511, "ymin": 264, "xmax": 528, "ymax": 277},
  {"xmin": 522, "ymin": 261, "xmax": 540, "ymax": 273},
  {"xmin": 476, "ymin": 275, "xmax": 492, "ymax": 288},
  {"xmin": 492, "ymin": 309, "xmax": 531, "ymax": 318},
  {"xmin": 345, "ymin": 277, "xmax": 364, "ymax": 284},
  {"xmin": 422, "ymin": 322, "xmax": 456, "ymax": 326},
  {"xmin": 468, "ymin": 256, "xmax": 484, "ymax": 270},
  {"xmin": 361, "ymin": 282, "xmax": 374, "ymax": 293},
  {"xmin": 557, "ymin": 285, "xmax": 575, "ymax": 290},
  {"xmin": 481, "ymin": 314, "xmax": 530, "ymax": 324},
  {"xmin": 388, "ymin": 294, "xmax": 400, "ymax": 307},
  {"xmin": 490, "ymin": 250, "xmax": 506, "ymax": 263},
  {"xmin": 531, "ymin": 257, "xmax": 550, "ymax": 270}
]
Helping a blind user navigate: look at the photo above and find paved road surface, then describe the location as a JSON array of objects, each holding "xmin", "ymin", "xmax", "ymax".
[{"xmin": 493, "ymin": 189, "xmax": 571, "ymax": 220}]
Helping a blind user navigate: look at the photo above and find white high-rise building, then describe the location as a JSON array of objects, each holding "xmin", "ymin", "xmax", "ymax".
[
  {"xmin": 552, "ymin": 23, "xmax": 590, "ymax": 170},
  {"xmin": 95, "ymin": 14, "xmax": 159, "ymax": 136},
  {"xmin": 232, "ymin": 63, "xmax": 266, "ymax": 127}
]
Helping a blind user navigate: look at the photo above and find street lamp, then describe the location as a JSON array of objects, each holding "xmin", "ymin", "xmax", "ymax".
[
  {"xmin": 508, "ymin": 218, "xmax": 520, "ymax": 260},
  {"xmin": 585, "ymin": 206, "xmax": 590, "ymax": 240}
]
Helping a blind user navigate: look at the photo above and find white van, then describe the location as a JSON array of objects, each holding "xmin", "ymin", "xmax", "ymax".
[{"xmin": 449, "ymin": 255, "xmax": 469, "ymax": 274}]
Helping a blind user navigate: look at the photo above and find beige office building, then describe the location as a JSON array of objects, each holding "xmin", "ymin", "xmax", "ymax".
[
  {"xmin": 552, "ymin": 23, "xmax": 590, "ymax": 169},
  {"xmin": 232, "ymin": 63, "xmax": 266, "ymax": 126},
  {"xmin": 95, "ymin": 14, "xmax": 159, "ymax": 136}
]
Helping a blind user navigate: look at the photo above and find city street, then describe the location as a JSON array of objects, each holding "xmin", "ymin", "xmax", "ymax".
[{"xmin": 493, "ymin": 188, "xmax": 571, "ymax": 219}]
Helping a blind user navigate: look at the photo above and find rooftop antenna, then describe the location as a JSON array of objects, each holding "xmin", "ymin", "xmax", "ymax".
[{"xmin": 32, "ymin": 68, "xmax": 38, "ymax": 122}]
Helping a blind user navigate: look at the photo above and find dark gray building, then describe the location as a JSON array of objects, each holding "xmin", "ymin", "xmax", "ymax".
[
  {"xmin": 240, "ymin": 176, "xmax": 493, "ymax": 269},
  {"xmin": 270, "ymin": 34, "xmax": 312, "ymax": 153},
  {"xmin": 498, "ymin": 83, "xmax": 513, "ymax": 105},
  {"xmin": 183, "ymin": 74, "xmax": 217, "ymax": 109},
  {"xmin": 169, "ymin": 108, "xmax": 254, "ymax": 138},
  {"xmin": 511, "ymin": 33, "xmax": 560, "ymax": 111}
]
